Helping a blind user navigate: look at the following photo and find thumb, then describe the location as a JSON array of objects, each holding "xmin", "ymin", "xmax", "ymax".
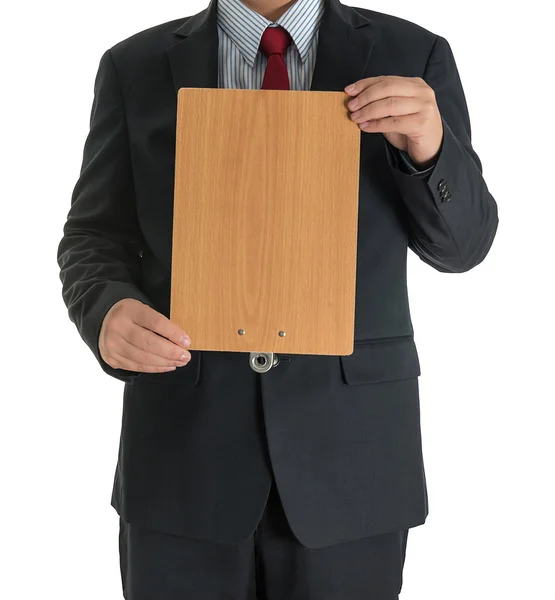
[{"xmin": 383, "ymin": 132, "xmax": 407, "ymax": 152}]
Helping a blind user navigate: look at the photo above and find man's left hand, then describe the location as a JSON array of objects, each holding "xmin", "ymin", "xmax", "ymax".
[{"xmin": 345, "ymin": 76, "xmax": 444, "ymax": 169}]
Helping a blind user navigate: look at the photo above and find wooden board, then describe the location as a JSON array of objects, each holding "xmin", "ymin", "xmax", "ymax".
[{"xmin": 170, "ymin": 88, "xmax": 360, "ymax": 355}]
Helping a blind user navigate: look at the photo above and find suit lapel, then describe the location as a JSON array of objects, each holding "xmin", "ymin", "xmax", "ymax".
[
  {"xmin": 165, "ymin": 0, "xmax": 219, "ymax": 92},
  {"xmin": 310, "ymin": 0, "xmax": 376, "ymax": 92},
  {"xmin": 165, "ymin": 0, "xmax": 377, "ymax": 94}
]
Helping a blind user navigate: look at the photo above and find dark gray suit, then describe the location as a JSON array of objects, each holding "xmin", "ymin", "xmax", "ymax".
[{"xmin": 57, "ymin": 0, "xmax": 498, "ymax": 552}]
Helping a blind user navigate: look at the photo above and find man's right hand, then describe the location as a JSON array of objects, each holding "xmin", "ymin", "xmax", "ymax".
[{"xmin": 98, "ymin": 298, "xmax": 192, "ymax": 373}]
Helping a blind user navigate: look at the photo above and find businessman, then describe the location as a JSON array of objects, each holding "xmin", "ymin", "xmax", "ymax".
[{"xmin": 57, "ymin": 0, "xmax": 498, "ymax": 597}]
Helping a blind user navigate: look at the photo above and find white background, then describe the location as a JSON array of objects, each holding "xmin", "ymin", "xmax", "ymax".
[{"xmin": 1, "ymin": 0, "xmax": 553, "ymax": 598}]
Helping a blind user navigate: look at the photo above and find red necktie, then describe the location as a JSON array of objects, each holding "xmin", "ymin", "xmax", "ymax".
[{"xmin": 259, "ymin": 26, "xmax": 292, "ymax": 90}]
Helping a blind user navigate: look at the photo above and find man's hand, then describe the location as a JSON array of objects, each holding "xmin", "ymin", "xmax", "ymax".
[
  {"xmin": 345, "ymin": 76, "xmax": 444, "ymax": 169},
  {"xmin": 99, "ymin": 298, "xmax": 192, "ymax": 373}
]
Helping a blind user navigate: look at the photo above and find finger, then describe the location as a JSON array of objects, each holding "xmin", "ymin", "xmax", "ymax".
[
  {"xmin": 132, "ymin": 304, "xmax": 191, "ymax": 348},
  {"xmin": 345, "ymin": 75, "xmax": 414, "ymax": 97},
  {"xmin": 347, "ymin": 78, "xmax": 419, "ymax": 111},
  {"xmin": 109, "ymin": 349, "xmax": 176, "ymax": 373},
  {"xmin": 126, "ymin": 325, "xmax": 192, "ymax": 364},
  {"xmin": 350, "ymin": 96, "xmax": 421, "ymax": 124},
  {"xmin": 111, "ymin": 339, "xmax": 190, "ymax": 372},
  {"xmin": 358, "ymin": 112, "xmax": 422, "ymax": 134},
  {"xmin": 118, "ymin": 337, "xmax": 191, "ymax": 368}
]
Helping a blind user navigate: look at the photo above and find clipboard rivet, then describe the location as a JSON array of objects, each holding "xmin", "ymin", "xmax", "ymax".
[
  {"xmin": 278, "ymin": 331, "xmax": 286, "ymax": 337},
  {"xmin": 238, "ymin": 329, "xmax": 246, "ymax": 335}
]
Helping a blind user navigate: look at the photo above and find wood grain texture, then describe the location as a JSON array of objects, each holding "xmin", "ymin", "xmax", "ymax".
[{"xmin": 171, "ymin": 88, "xmax": 360, "ymax": 355}]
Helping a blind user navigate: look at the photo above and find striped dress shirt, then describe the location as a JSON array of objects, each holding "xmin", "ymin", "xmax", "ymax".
[{"xmin": 216, "ymin": 0, "xmax": 324, "ymax": 91}]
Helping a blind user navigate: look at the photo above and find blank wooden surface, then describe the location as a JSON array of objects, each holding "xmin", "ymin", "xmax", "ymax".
[{"xmin": 170, "ymin": 87, "xmax": 360, "ymax": 355}]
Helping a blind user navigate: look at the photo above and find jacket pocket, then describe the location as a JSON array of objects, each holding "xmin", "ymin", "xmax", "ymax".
[
  {"xmin": 131, "ymin": 350, "xmax": 202, "ymax": 387},
  {"xmin": 339, "ymin": 336, "xmax": 421, "ymax": 385}
]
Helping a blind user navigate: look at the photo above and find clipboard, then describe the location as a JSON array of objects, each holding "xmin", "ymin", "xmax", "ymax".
[{"xmin": 170, "ymin": 87, "xmax": 360, "ymax": 356}]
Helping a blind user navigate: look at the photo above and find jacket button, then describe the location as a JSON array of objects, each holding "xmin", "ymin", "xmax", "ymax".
[
  {"xmin": 441, "ymin": 191, "xmax": 452, "ymax": 203},
  {"xmin": 438, "ymin": 179, "xmax": 447, "ymax": 192}
]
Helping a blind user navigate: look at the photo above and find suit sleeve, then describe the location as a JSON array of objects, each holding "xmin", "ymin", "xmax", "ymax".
[
  {"xmin": 384, "ymin": 35, "xmax": 499, "ymax": 273},
  {"xmin": 386, "ymin": 140, "xmax": 436, "ymax": 177},
  {"xmin": 57, "ymin": 49, "xmax": 156, "ymax": 382}
]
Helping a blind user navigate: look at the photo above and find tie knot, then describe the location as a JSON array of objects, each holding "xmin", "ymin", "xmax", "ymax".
[{"xmin": 259, "ymin": 26, "xmax": 292, "ymax": 57}]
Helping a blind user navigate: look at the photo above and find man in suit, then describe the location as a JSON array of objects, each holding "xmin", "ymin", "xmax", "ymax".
[{"xmin": 57, "ymin": 0, "xmax": 498, "ymax": 597}]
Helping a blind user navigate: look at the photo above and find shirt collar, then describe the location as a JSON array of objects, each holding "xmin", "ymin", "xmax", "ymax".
[{"xmin": 217, "ymin": 0, "xmax": 325, "ymax": 68}]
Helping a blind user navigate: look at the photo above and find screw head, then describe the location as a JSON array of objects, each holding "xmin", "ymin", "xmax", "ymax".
[
  {"xmin": 278, "ymin": 330, "xmax": 286, "ymax": 337},
  {"xmin": 238, "ymin": 329, "xmax": 246, "ymax": 335}
]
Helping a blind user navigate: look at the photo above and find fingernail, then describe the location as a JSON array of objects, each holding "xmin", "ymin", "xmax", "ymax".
[
  {"xmin": 348, "ymin": 99, "xmax": 359, "ymax": 110},
  {"xmin": 351, "ymin": 110, "xmax": 361, "ymax": 119},
  {"xmin": 180, "ymin": 353, "xmax": 189, "ymax": 361},
  {"xmin": 345, "ymin": 84, "xmax": 356, "ymax": 93},
  {"xmin": 178, "ymin": 336, "xmax": 191, "ymax": 347}
]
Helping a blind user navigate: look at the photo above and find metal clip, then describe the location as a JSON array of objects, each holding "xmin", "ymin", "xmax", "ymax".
[{"xmin": 249, "ymin": 352, "xmax": 279, "ymax": 373}]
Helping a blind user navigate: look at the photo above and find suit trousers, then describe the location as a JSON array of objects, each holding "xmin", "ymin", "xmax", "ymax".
[{"xmin": 118, "ymin": 476, "xmax": 409, "ymax": 599}]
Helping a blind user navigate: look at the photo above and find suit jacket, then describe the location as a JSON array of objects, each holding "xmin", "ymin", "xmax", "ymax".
[{"xmin": 57, "ymin": 0, "xmax": 498, "ymax": 548}]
